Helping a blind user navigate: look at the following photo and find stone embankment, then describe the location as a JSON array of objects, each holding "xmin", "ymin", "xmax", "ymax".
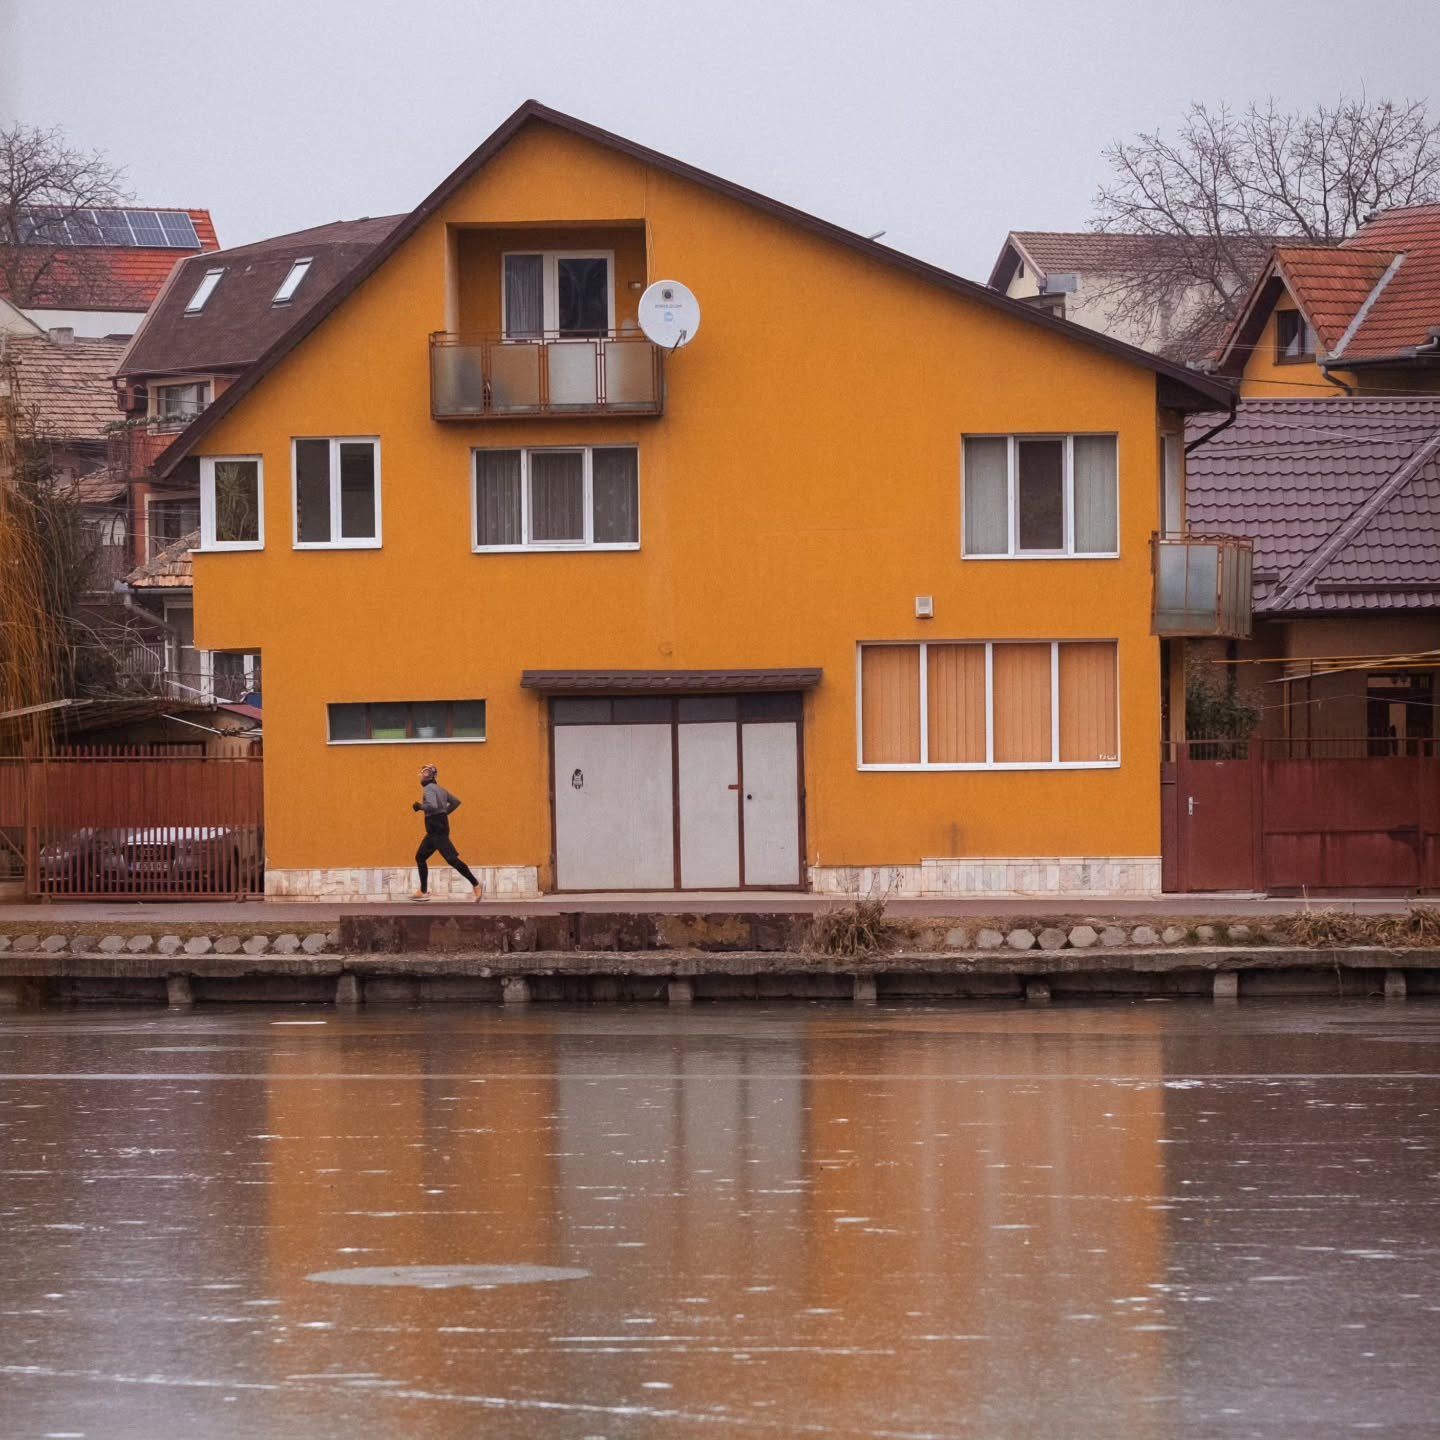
[{"xmin": 0, "ymin": 909, "xmax": 1437, "ymax": 1007}]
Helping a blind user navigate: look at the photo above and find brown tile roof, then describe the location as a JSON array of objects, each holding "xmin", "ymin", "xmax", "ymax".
[
  {"xmin": 118, "ymin": 215, "xmax": 405, "ymax": 380},
  {"xmin": 127, "ymin": 530, "xmax": 196, "ymax": 589},
  {"xmin": 1185, "ymin": 398, "xmax": 1440, "ymax": 614},
  {"xmin": 3, "ymin": 333, "xmax": 128, "ymax": 441},
  {"xmin": 0, "ymin": 210, "xmax": 219, "ymax": 311},
  {"xmin": 1333, "ymin": 204, "xmax": 1440, "ymax": 361},
  {"xmin": 991, "ymin": 231, "xmax": 1280, "ymax": 289},
  {"xmin": 51, "ymin": 465, "xmax": 127, "ymax": 505}
]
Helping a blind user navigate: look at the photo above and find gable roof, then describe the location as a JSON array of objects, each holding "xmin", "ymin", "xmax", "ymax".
[
  {"xmin": 3, "ymin": 209, "xmax": 220, "ymax": 312},
  {"xmin": 1333, "ymin": 204, "xmax": 1440, "ymax": 362},
  {"xmin": 989, "ymin": 231, "xmax": 1277, "ymax": 292},
  {"xmin": 2, "ymin": 332, "xmax": 128, "ymax": 442},
  {"xmin": 117, "ymin": 214, "xmax": 405, "ymax": 380},
  {"xmin": 1185, "ymin": 397, "xmax": 1440, "ymax": 613},
  {"xmin": 157, "ymin": 103, "xmax": 1230, "ymax": 477}
]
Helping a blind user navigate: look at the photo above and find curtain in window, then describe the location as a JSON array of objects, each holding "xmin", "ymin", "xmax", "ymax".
[
  {"xmin": 992, "ymin": 643, "xmax": 1052, "ymax": 762},
  {"xmin": 295, "ymin": 439, "xmax": 331, "ymax": 542},
  {"xmin": 861, "ymin": 646, "xmax": 920, "ymax": 764},
  {"xmin": 1073, "ymin": 436, "xmax": 1118, "ymax": 553},
  {"xmin": 1017, "ymin": 440, "xmax": 1064, "ymax": 550},
  {"xmin": 591, "ymin": 448, "xmax": 638, "ymax": 543},
  {"xmin": 963, "ymin": 437, "xmax": 1008, "ymax": 554},
  {"xmin": 529, "ymin": 451, "xmax": 585, "ymax": 542},
  {"xmin": 1059, "ymin": 642, "xmax": 1118, "ymax": 762},
  {"xmin": 476, "ymin": 451, "xmax": 522, "ymax": 545},
  {"xmin": 926, "ymin": 644, "xmax": 986, "ymax": 762},
  {"xmin": 338, "ymin": 443, "xmax": 376, "ymax": 539},
  {"xmin": 213, "ymin": 461, "xmax": 259, "ymax": 544},
  {"xmin": 504, "ymin": 254, "xmax": 544, "ymax": 338}
]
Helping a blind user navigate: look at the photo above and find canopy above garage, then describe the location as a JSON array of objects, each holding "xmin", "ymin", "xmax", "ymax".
[{"xmin": 521, "ymin": 669, "xmax": 823, "ymax": 694}]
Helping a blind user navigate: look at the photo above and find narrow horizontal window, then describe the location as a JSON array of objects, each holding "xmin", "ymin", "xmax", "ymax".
[
  {"xmin": 272, "ymin": 257, "xmax": 313, "ymax": 305},
  {"xmin": 962, "ymin": 434, "xmax": 1118, "ymax": 557},
  {"xmin": 474, "ymin": 446, "xmax": 638, "ymax": 550},
  {"xmin": 327, "ymin": 700, "xmax": 486, "ymax": 743},
  {"xmin": 858, "ymin": 640, "xmax": 1119, "ymax": 769},
  {"xmin": 185, "ymin": 267, "xmax": 225, "ymax": 314},
  {"xmin": 200, "ymin": 456, "xmax": 264, "ymax": 550},
  {"xmin": 294, "ymin": 437, "xmax": 380, "ymax": 548}
]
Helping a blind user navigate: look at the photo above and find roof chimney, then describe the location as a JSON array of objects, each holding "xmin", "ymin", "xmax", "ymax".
[{"xmin": 48, "ymin": 326, "xmax": 74, "ymax": 346}]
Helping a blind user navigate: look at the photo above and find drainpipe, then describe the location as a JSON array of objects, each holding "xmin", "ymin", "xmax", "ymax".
[
  {"xmin": 112, "ymin": 581, "xmax": 177, "ymax": 634},
  {"xmin": 1185, "ymin": 405, "xmax": 1237, "ymax": 455},
  {"xmin": 1319, "ymin": 361, "xmax": 1355, "ymax": 396}
]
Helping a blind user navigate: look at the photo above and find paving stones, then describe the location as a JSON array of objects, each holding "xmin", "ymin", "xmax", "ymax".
[
  {"xmin": 156, "ymin": 935, "xmax": 183, "ymax": 955},
  {"xmin": 976, "ymin": 928, "xmax": 1005, "ymax": 949},
  {"xmin": 125, "ymin": 935, "xmax": 154, "ymax": 953},
  {"xmin": 241, "ymin": 935, "xmax": 271, "ymax": 955},
  {"xmin": 1006, "ymin": 928, "xmax": 1037, "ymax": 951},
  {"xmin": 1227, "ymin": 924, "xmax": 1254, "ymax": 942},
  {"xmin": 41, "ymin": 935, "xmax": 67, "ymax": 953},
  {"xmin": 0, "ymin": 935, "xmax": 11, "ymax": 952},
  {"xmin": 1161, "ymin": 926, "xmax": 1188, "ymax": 945},
  {"xmin": 300, "ymin": 933, "xmax": 328, "ymax": 954},
  {"xmin": 183, "ymin": 936, "xmax": 213, "ymax": 956},
  {"xmin": 1100, "ymin": 927, "xmax": 1127, "ymax": 947},
  {"xmin": 1037, "ymin": 927, "xmax": 1068, "ymax": 951},
  {"xmin": 13, "ymin": 935, "xmax": 39, "ymax": 953},
  {"xmin": 70, "ymin": 935, "xmax": 99, "ymax": 954},
  {"xmin": 1068, "ymin": 925, "xmax": 1099, "ymax": 949},
  {"xmin": 1194, "ymin": 925, "xmax": 1217, "ymax": 943},
  {"xmin": 98, "ymin": 935, "xmax": 127, "ymax": 954},
  {"xmin": 213, "ymin": 936, "xmax": 242, "ymax": 954},
  {"xmin": 944, "ymin": 927, "xmax": 971, "ymax": 949},
  {"xmin": 1130, "ymin": 925, "xmax": 1160, "ymax": 946},
  {"xmin": 272, "ymin": 933, "xmax": 302, "ymax": 955}
]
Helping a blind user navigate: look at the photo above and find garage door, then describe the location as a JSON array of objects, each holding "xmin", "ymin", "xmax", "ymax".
[{"xmin": 551, "ymin": 695, "xmax": 804, "ymax": 891}]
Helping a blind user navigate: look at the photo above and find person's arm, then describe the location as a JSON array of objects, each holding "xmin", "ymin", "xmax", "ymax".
[{"xmin": 445, "ymin": 790, "xmax": 462, "ymax": 815}]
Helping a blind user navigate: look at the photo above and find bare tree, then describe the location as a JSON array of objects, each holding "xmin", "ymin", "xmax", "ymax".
[
  {"xmin": 0, "ymin": 123, "xmax": 131, "ymax": 310},
  {"xmin": 1090, "ymin": 97, "xmax": 1440, "ymax": 361}
]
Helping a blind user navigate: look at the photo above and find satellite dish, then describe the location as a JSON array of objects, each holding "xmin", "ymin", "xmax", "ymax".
[{"xmin": 638, "ymin": 280, "xmax": 701, "ymax": 349}]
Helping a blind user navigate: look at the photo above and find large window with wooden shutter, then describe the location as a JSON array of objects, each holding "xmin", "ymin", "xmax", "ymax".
[{"xmin": 858, "ymin": 641, "xmax": 1119, "ymax": 769}]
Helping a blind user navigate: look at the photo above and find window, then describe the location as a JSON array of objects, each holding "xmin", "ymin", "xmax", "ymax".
[
  {"xmin": 293, "ymin": 438, "xmax": 381, "ymax": 548},
  {"xmin": 327, "ymin": 700, "xmax": 487, "ymax": 744},
  {"xmin": 1161, "ymin": 433, "xmax": 1183, "ymax": 536},
  {"xmin": 184, "ymin": 267, "xmax": 225, "ymax": 314},
  {"xmin": 147, "ymin": 496, "xmax": 200, "ymax": 560},
  {"xmin": 155, "ymin": 381, "xmax": 210, "ymax": 424},
  {"xmin": 1276, "ymin": 308, "xmax": 1317, "ymax": 362},
  {"xmin": 474, "ymin": 446, "xmax": 638, "ymax": 549},
  {"xmin": 200, "ymin": 457, "xmax": 263, "ymax": 550},
  {"xmin": 503, "ymin": 251, "xmax": 614, "ymax": 338},
  {"xmin": 963, "ymin": 434, "xmax": 1118, "ymax": 557},
  {"xmin": 272, "ymin": 257, "xmax": 313, "ymax": 305},
  {"xmin": 858, "ymin": 640, "xmax": 1119, "ymax": 769}
]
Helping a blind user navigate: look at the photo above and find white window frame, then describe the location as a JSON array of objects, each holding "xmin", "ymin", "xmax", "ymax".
[
  {"xmin": 855, "ymin": 639, "xmax": 1121, "ymax": 772},
  {"xmin": 153, "ymin": 380, "xmax": 211, "ymax": 424},
  {"xmin": 272, "ymin": 256, "xmax": 313, "ymax": 306},
  {"xmin": 199, "ymin": 455, "xmax": 264, "ymax": 552},
  {"xmin": 184, "ymin": 267, "xmax": 225, "ymax": 314},
  {"xmin": 962, "ymin": 433, "xmax": 1120, "ymax": 560},
  {"xmin": 471, "ymin": 445, "xmax": 640, "ymax": 553},
  {"xmin": 500, "ymin": 250, "xmax": 616, "ymax": 337},
  {"xmin": 291, "ymin": 437, "xmax": 382, "ymax": 550}
]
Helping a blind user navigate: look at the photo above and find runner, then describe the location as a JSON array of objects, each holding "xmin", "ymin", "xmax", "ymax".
[{"xmin": 410, "ymin": 763, "xmax": 483, "ymax": 902}]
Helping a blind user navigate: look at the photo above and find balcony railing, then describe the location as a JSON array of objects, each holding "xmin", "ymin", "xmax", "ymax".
[
  {"xmin": 429, "ymin": 331, "xmax": 663, "ymax": 420},
  {"xmin": 1152, "ymin": 533, "xmax": 1254, "ymax": 638}
]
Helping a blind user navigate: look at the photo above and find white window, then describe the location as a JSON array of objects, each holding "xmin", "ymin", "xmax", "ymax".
[
  {"xmin": 200, "ymin": 456, "xmax": 264, "ymax": 551},
  {"xmin": 292, "ymin": 438, "xmax": 381, "ymax": 549},
  {"xmin": 474, "ymin": 446, "xmax": 638, "ymax": 550},
  {"xmin": 154, "ymin": 381, "xmax": 210, "ymax": 423},
  {"xmin": 272, "ymin": 257, "xmax": 313, "ymax": 305},
  {"xmin": 963, "ymin": 433, "xmax": 1118, "ymax": 558},
  {"xmin": 502, "ymin": 251, "xmax": 614, "ymax": 338},
  {"xmin": 857, "ymin": 640, "xmax": 1120, "ymax": 770},
  {"xmin": 184, "ymin": 267, "xmax": 224, "ymax": 314}
]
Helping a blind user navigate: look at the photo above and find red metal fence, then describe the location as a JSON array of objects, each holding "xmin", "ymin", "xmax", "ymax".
[
  {"xmin": 0, "ymin": 748, "xmax": 263, "ymax": 899},
  {"xmin": 1163, "ymin": 740, "xmax": 1440, "ymax": 894}
]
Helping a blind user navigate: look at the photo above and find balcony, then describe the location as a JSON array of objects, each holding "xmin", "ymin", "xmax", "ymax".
[
  {"xmin": 106, "ymin": 418, "xmax": 189, "ymax": 481},
  {"xmin": 429, "ymin": 332, "xmax": 663, "ymax": 420},
  {"xmin": 1152, "ymin": 533, "xmax": 1254, "ymax": 638}
]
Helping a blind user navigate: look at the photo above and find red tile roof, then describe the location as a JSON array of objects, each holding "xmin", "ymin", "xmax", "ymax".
[
  {"xmin": 1273, "ymin": 246, "xmax": 1398, "ymax": 353},
  {"xmin": 1334, "ymin": 204, "xmax": 1440, "ymax": 361},
  {"xmin": 1185, "ymin": 398, "xmax": 1440, "ymax": 613},
  {"xmin": 3, "ymin": 333, "xmax": 128, "ymax": 441},
  {"xmin": 0, "ymin": 210, "xmax": 218, "ymax": 312},
  {"xmin": 127, "ymin": 530, "xmax": 196, "ymax": 589}
]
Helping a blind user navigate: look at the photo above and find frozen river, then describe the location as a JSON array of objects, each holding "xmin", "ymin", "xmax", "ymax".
[{"xmin": 1, "ymin": 1001, "xmax": 1438, "ymax": 1438}]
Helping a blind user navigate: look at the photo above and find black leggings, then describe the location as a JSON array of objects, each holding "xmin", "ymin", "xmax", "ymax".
[{"xmin": 416, "ymin": 829, "xmax": 479, "ymax": 891}]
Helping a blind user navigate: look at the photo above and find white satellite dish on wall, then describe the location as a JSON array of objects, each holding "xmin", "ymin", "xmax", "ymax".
[{"xmin": 638, "ymin": 280, "xmax": 701, "ymax": 349}]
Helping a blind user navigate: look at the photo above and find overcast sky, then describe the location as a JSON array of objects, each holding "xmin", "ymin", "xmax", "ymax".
[{"xmin": 3, "ymin": 0, "xmax": 1438, "ymax": 281}]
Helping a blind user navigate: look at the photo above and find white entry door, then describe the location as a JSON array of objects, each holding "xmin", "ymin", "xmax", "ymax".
[
  {"xmin": 554, "ymin": 724, "xmax": 674, "ymax": 890},
  {"xmin": 741, "ymin": 722, "xmax": 801, "ymax": 886},
  {"xmin": 678, "ymin": 723, "xmax": 741, "ymax": 887}
]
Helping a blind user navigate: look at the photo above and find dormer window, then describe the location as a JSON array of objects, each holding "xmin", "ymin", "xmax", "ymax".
[
  {"xmin": 272, "ymin": 257, "xmax": 313, "ymax": 306},
  {"xmin": 185, "ymin": 267, "xmax": 225, "ymax": 314},
  {"xmin": 1276, "ymin": 308, "xmax": 1317, "ymax": 362}
]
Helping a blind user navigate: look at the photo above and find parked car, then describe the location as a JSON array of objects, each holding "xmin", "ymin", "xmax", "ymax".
[{"xmin": 37, "ymin": 828, "xmax": 129, "ymax": 892}]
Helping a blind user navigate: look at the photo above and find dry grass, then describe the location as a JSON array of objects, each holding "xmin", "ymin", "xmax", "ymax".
[
  {"xmin": 1282, "ymin": 906, "xmax": 1440, "ymax": 948},
  {"xmin": 807, "ymin": 895, "xmax": 895, "ymax": 957}
]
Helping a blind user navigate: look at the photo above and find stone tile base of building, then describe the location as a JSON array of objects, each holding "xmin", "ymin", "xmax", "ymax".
[
  {"xmin": 265, "ymin": 866, "xmax": 542, "ymax": 902},
  {"xmin": 809, "ymin": 856, "xmax": 1163, "ymax": 899}
]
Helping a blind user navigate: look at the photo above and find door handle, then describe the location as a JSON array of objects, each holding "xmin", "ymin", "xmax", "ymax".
[
  {"xmin": 1187, "ymin": 796, "xmax": 1196, "ymax": 816},
  {"xmin": 727, "ymin": 783, "xmax": 739, "ymax": 791}
]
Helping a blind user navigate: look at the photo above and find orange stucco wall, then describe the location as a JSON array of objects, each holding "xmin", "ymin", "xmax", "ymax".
[
  {"xmin": 192, "ymin": 122, "xmax": 1175, "ymax": 884},
  {"xmin": 1238, "ymin": 300, "xmax": 1331, "ymax": 399}
]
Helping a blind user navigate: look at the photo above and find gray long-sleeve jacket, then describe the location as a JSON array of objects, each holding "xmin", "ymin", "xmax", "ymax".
[{"xmin": 418, "ymin": 780, "xmax": 461, "ymax": 833}]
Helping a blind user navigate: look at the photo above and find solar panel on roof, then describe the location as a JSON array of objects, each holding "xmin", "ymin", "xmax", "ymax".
[
  {"xmin": 158, "ymin": 212, "xmax": 199, "ymax": 247},
  {"xmin": 64, "ymin": 212, "xmax": 104, "ymax": 246},
  {"xmin": 95, "ymin": 211, "xmax": 135, "ymax": 245},
  {"xmin": 124, "ymin": 210, "xmax": 167, "ymax": 246},
  {"xmin": 18, "ymin": 206, "xmax": 203, "ymax": 249}
]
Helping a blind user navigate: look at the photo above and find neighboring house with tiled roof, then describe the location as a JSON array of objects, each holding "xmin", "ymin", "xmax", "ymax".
[
  {"xmin": 1216, "ymin": 204, "xmax": 1440, "ymax": 398},
  {"xmin": 987, "ymin": 230, "xmax": 1276, "ymax": 360},
  {"xmin": 1, "ymin": 206, "xmax": 220, "ymax": 338},
  {"xmin": 1186, "ymin": 398, "xmax": 1440, "ymax": 750}
]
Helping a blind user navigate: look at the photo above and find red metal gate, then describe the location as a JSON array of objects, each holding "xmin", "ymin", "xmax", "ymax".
[
  {"xmin": 1164, "ymin": 741, "xmax": 1440, "ymax": 894},
  {"xmin": 0, "ymin": 748, "xmax": 264, "ymax": 899}
]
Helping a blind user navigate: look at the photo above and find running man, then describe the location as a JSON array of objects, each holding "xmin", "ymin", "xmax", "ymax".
[{"xmin": 411, "ymin": 764, "xmax": 484, "ymax": 902}]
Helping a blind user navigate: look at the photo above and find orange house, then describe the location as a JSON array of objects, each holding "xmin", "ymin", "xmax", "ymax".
[{"xmin": 158, "ymin": 103, "xmax": 1229, "ymax": 900}]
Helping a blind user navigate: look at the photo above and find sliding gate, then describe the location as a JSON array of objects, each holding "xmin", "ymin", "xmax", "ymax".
[
  {"xmin": 1163, "ymin": 740, "xmax": 1440, "ymax": 894},
  {"xmin": 0, "ymin": 748, "xmax": 264, "ymax": 899}
]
